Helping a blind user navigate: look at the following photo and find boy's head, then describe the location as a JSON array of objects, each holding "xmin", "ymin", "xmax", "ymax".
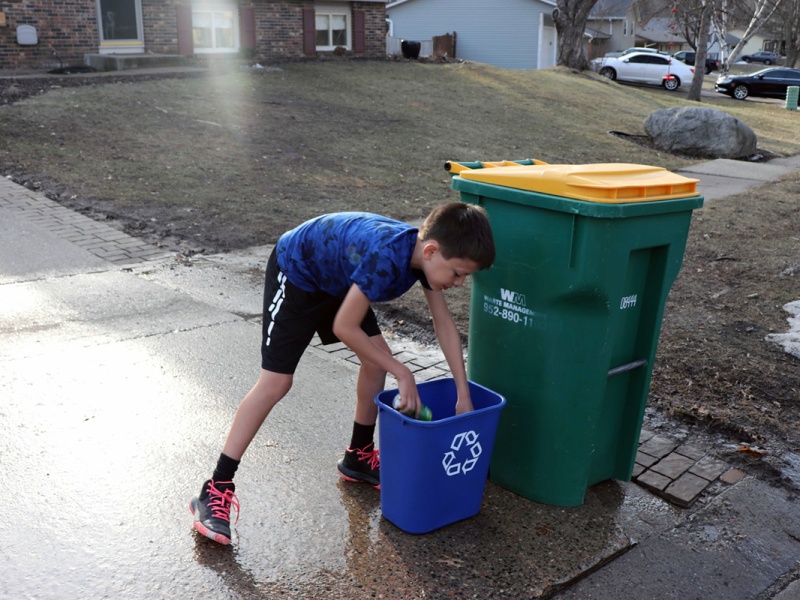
[{"xmin": 418, "ymin": 202, "xmax": 495, "ymax": 271}]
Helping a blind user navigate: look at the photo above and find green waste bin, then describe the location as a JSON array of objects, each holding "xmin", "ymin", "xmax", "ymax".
[
  {"xmin": 786, "ymin": 86, "xmax": 799, "ymax": 111},
  {"xmin": 449, "ymin": 161, "xmax": 704, "ymax": 507}
]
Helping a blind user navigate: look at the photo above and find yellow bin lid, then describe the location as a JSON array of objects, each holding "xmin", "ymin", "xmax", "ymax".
[{"xmin": 458, "ymin": 163, "xmax": 700, "ymax": 203}]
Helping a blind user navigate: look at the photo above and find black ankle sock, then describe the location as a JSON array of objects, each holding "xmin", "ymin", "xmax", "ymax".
[
  {"xmin": 212, "ymin": 453, "xmax": 240, "ymax": 483},
  {"xmin": 349, "ymin": 422, "xmax": 375, "ymax": 450}
]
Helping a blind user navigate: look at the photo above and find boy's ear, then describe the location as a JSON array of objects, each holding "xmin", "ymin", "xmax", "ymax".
[{"xmin": 421, "ymin": 241, "xmax": 440, "ymax": 260}]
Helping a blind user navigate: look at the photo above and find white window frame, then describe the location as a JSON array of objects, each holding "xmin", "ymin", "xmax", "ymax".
[
  {"xmin": 315, "ymin": 2, "xmax": 352, "ymax": 51},
  {"xmin": 95, "ymin": 0, "xmax": 144, "ymax": 54},
  {"xmin": 192, "ymin": 2, "xmax": 240, "ymax": 54}
]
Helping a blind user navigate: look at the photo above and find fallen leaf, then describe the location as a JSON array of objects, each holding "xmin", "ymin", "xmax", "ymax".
[{"xmin": 737, "ymin": 444, "xmax": 767, "ymax": 458}]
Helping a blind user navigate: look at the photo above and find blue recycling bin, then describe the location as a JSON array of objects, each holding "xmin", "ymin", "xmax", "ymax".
[{"xmin": 375, "ymin": 378, "xmax": 506, "ymax": 534}]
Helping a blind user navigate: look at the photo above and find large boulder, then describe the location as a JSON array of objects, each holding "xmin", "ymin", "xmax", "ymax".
[{"xmin": 644, "ymin": 106, "xmax": 757, "ymax": 158}]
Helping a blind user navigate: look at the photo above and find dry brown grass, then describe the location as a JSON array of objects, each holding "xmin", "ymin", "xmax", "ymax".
[{"xmin": 2, "ymin": 60, "xmax": 799, "ymax": 250}]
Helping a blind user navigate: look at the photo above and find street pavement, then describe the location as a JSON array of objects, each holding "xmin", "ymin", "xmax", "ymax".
[{"xmin": 2, "ymin": 155, "xmax": 800, "ymax": 599}]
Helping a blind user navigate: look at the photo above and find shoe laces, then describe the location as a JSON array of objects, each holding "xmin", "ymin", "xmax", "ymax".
[
  {"xmin": 207, "ymin": 481, "xmax": 240, "ymax": 525},
  {"xmin": 354, "ymin": 444, "xmax": 380, "ymax": 470}
]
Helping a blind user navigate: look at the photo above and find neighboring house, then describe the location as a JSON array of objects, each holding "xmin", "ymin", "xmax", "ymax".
[
  {"xmin": 585, "ymin": 0, "xmax": 637, "ymax": 60},
  {"xmin": 385, "ymin": 0, "xmax": 558, "ymax": 70},
  {"xmin": 728, "ymin": 30, "xmax": 771, "ymax": 57},
  {"xmin": 702, "ymin": 33, "xmax": 737, "ymax": 62},
  {"xmin": 0, "ymin": 1, "xmax": 387, "ymax": 71},
  {"xmin": 634, "ymin": 17, "xmax": 688, "ymax": 53},
  {"xmin": 587, "ymin": 0, "xmax": 729, "ymax": 61}
]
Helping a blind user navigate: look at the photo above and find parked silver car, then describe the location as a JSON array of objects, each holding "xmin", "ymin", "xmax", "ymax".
[
  {"xmin": 593, "ymin": 52, "xmax": 696, "ymax": 91},
  {"xmin": 741, "ymin": 51, "xmax": 779, "ymax": 65}
]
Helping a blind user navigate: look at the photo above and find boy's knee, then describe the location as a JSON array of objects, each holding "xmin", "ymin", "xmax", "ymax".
[{"xmin": 256, "ymin": 369, "xmax": 293, "ymax": 398}]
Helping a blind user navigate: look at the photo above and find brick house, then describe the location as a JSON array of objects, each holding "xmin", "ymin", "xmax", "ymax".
[{"xmin": 0, "ymin": 1, "xmax": 388, "ymax": 71}]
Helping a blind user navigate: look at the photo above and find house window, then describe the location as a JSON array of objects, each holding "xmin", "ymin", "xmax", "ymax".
[
  {"xmin": 95, "ymin": 0, "xmax": 144, "ymax": 53},
  {"xmin": 97, "ymin": 0, "xmax": 141, "ymax": 41},
  {"xmin": 193, "ymin": 5, "xmax": 238, "ymax": 53},
  {"xmin": 623, "ymin": 20, "xmax": 629, "ymax": 36},
  {"xmin": 315, "ymin": 3, "xmax": 351, "ymax": 50}
]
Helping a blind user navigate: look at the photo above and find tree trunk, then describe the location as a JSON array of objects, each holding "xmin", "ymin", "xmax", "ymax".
[
  {"xmin": 554, "ymin": 0, "xmax": 601, "ymax": 70},
  {"xmin": 714, "ymin": 0, "xmax": 784, "ymax": 75},
  {"xmin": 789, "ymin": 38, "xmax": 800, "ymax": 68},
  {"xmin": 687, "ymin": 3, "xmax": 711, "ymax": 101},
  {"xmin": 782, "ymin": 1, "xmax": 800, "ymax": 68}
]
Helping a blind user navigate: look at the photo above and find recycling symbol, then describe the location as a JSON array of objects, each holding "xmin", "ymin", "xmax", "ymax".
[{"xmin": 442, "ymin": 430, "xmax": 482, "ymax": 476}]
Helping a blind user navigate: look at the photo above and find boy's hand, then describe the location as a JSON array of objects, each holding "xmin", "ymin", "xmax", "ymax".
[
  {"xmin": 423, "ymin": 287, "xmax": 474, "ymax": 417},
  {"xmin": 395, "ymin": 368, "xmax": 422, "ymax": 417},
  {"xmin": 455, "ymin": 396, "xmax": 474, "ymax": 416}
]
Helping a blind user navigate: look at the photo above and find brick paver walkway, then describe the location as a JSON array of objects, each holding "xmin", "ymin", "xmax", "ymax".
[{"xmin": 0, "ymin": 176, "xmax": 173, "ymax": 265}]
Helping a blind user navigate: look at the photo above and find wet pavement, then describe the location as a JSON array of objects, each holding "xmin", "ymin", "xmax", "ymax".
[{"xmin": 3, "ymin": 157, "xmax": 800, "ymax": 598}]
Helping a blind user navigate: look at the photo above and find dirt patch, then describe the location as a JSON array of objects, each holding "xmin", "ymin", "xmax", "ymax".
[
  {"xmin": 0, "ymin": 70, "xmax": 210, "ymax": 105},
  {"xmin": 652, "ymin": 179, "xmax": 800, "ymax": 450},
  {"xmin": 1, "ymin": 62, "xmax": 799, "ymax": 484}
]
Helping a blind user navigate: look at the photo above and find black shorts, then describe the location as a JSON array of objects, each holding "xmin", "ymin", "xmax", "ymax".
[{"xmin": 261, "ymin": 248, "xmax": 381, "ymax": 374}]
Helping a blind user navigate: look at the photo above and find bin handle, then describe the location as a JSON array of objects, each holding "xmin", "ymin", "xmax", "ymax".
[
  {"xmin": 607, "ymin": 359, "xmax": 648, "ymax": 377},
  {"xmin": 443, "ymin": 158, "xmax": 548, "ymax": 174}
]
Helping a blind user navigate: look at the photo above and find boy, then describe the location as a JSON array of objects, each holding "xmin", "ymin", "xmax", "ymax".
[{"xmin": 190, "ymin": 202, "xmax": 495, "ymax": 545}]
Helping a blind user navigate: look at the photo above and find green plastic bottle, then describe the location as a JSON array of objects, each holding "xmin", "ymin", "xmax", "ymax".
[{"xmin": 393, "ymin": 394, "xmax": 433, "ymax": 421}]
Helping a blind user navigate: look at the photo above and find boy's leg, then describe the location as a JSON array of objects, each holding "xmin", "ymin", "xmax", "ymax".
[
  {"xmin": 354, "ymin": 333, "xmax": 391, "ymax": 426},
  {"xmin": 338, "ymin": 333, "xmax": 391, "ymax": 488},
  {"xmin": 190, "ymin": 368, "xmax": 292, "ymax": 545},
  {"xmin": 222, "ymin": 368, "xmax": 293, "ymax": 460},
  {"xmin": 191, "ymin": 247, "xmax": 311, "ymax": 545}
]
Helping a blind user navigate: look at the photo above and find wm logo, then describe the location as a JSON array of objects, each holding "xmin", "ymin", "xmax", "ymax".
[{"xmin": 500, "ymin": 288, "xmax": 526, "ymax": 306}]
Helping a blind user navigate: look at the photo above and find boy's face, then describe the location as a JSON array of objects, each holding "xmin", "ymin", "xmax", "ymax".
[{"xmin": 422, "ymin": 242, "xmax": 480, "ymax": 292}]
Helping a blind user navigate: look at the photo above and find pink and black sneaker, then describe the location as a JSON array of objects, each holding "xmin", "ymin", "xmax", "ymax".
[
  {"xmin": 189, "ymin": 479, "xmax": 239, "ymax": 545},
  {"xmin": 337, "ymin": 442, "xmax": 380, "ymax": 489}
]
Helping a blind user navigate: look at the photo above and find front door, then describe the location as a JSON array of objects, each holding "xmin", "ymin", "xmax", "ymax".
[
  {"xmin": 539, "ymin": 14, "xmax": 557, "ymax": 69},
  {"xmin": 96, "ymin": 0, "xmax": 144, "ymax": 54}
]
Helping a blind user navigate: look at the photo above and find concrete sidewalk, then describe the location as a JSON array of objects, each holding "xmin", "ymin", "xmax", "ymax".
[
  {"xmin": 2, "ymin": 157, "xmax": 800, "ymax": 599},
  {"xmin": 676, "ymin": 155, "xmax": 800, "ymax": 200}
]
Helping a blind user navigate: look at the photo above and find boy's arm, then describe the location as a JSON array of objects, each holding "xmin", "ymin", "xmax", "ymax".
[
  {"xmin": 333, "ymin": 283, "xmax": 423, "ymax": 415},
  {"xmin": 423, "ymin": 287, "xmax": 474, "ymax": 415}
]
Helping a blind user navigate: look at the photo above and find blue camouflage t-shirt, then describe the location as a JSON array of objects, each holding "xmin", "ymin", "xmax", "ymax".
[{"xmin": 275, "ymin": 213, "xmax": 429, "ymax": 302}]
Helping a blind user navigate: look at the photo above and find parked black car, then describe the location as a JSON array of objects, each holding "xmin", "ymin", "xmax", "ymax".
[
  {"xmin": 673, "ymin": 50, "xmax": 720, "ymax": 74},
  {"xmin": 741, "ymin": 51, "xmax": 779, "ymax": 65},
  {"xmin": 715, "ymin": 67, "xmax": 800, "ymax": 100}
]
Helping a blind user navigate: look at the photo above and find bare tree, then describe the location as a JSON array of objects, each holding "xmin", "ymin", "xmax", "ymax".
[
  {"xmin": 656, "ymin": 0, "xmax": 713, "ymax": 102},
  {"xmin": 711, "ymin": 0, "xmax": 784, "ymax": 74},
  {"xmin": 674, "ymin": 0, "xmax": 708, "ymax": 50},
  {"xmin": 776, "ymin": 0, "xmax": 800, "ymax": 66},
  {"xmin": 553, "ymin": 0, "xmax": 602, "ymax": 69},
  {"xmin": 687, "ymin": 2, "xmax": 713, "ymax": 101}
]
